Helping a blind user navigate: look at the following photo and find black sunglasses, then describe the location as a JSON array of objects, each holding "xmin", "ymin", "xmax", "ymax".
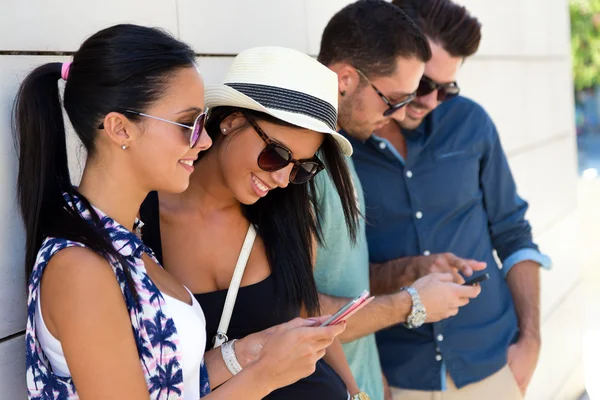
[
  {"xmin": 244, "ymin": 115, "xmax": 325, "ymax": 184},
  {"xmin": 416, "ymin": 76, "xmax": 460, "ymax": 102},
  {"xmin": 98, "ymin": 110, "xmax": 206, "ymax": 149},
  {"xmin": 356, "ymin": 68, "xmax": 416, "ymax": 117}
]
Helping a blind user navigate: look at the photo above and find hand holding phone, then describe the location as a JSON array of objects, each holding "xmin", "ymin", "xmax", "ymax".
[
  {"xmin": 463, "ymin": 272, "xmax": 490, "ymax": 286},
  {"xmin": 320, "ymin": 290, "xmax": 374, "ymax": 327}
]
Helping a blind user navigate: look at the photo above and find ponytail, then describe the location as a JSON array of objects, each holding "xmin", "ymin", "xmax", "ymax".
[
  {"xmin": 14, "ymin": 62, "xmax": 133, "ymax": 290},
  {"xmin": 14, "ymin": 62, "xmax": 73, "ymax": 279}
]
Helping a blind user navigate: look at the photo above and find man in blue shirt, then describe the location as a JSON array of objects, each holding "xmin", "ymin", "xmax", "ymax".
[
  {"xmin": 348, "ymin": 1, "xmax": 551, "ymax": 399},
  {"xmin": 314, "ymin": 2, "xmax": 487, "ymax": 400}
]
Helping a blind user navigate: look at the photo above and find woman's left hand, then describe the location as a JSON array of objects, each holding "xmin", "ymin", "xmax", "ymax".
[{"xmin": 234, "ymin": 326, "xmax": 276, "ymax": 367}]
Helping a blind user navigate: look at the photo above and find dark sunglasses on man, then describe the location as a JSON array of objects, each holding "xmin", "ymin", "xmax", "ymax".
[
  {"xmin": 416, "ymin": 76, "xmax": 460, "ymax": 102},
  {"xmin": 355, "ymin": 68, "xmax": 416, "ymax": 117}
]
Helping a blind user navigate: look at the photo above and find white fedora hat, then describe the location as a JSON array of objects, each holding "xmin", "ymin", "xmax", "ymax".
[{"xmin": 204, "ymin": 46, "xmax": 352, "ymax": 156}]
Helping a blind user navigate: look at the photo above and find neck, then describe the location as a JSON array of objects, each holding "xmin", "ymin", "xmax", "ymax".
[{"xmin": 77, "ymin": 158, "xmax": 148, "ymax": 231}]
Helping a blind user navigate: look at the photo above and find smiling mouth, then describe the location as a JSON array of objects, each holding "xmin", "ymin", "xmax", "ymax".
[
  {"xmin": 252, "ymin": 174, "xmax": 271, "ymax": 193},
  {"xmin": 179, "ymin": 160, "xmax": 194, "ymax": 167}
]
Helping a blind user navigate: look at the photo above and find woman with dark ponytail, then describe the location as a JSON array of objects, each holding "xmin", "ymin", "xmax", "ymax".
[{"xmin": 17, "ymin": 25, "xmax": 345, "ymax": 400}]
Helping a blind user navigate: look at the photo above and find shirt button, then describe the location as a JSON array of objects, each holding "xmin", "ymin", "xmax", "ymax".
[
  {"xmin": 406, "ymin": 170, "xmax": 413, "ymax": 178},
  {"xmin": 415, "ymin": 211, "xmax": 423, "ymax": 219},
  {"xmin": 437, "ymin": 334, "xmax": 444, "ymax": 342},
  {"xmin": 378, "ymin": 141, "xmax": 387, "ymax": 150},
  {"xmin": 435, "ymin": 354, "xmax": 443, "ymax": 362},
  {"xmin": 423, "ymin": 250, "xmax": 431, "ymax": 256}
]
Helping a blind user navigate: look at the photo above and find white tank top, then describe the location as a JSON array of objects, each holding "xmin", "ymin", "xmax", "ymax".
[{"xmin": 35, "ymin": 286, "xmax": 207, "ymax": 400}]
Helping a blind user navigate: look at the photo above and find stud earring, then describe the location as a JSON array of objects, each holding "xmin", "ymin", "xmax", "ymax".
[
  {"xmin": 121, "ymin": 144, "xmax": 128, "ymax": 150},
  {"xmin": 222, "ymin": 128, "xmax": 227, "ymax": 133},
  {"xmin": 340, "ymin": 90, "xmax": 346, "ymax": 97}
]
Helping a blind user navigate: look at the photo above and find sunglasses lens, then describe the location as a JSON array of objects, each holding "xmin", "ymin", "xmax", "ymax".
[
  {"xmin": 258, "ymin": 145, "xmax": 291, "ymax": 171},
  {"xmin": 416, "ymin": 79, "xmax": 436, "ymax": 98},
  {"xmin": 190, "ymin": 113, "xmax": 206, "ymax": 148},
  {"xmin": 290, "ymin": 162, "xmax": 320, "ymax": 184},
  {"xmin": 383, "ymin": 96, "xmax": 414, "ymax": 117},
  {"xmin": 438, "ymin": 86, "xmax": 460, "ymax": 102}
]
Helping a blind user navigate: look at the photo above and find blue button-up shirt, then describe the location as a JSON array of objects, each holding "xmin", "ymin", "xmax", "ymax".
[{"xmin": 347, "ymin": 96, "xmax": 551, "ymax": 391}]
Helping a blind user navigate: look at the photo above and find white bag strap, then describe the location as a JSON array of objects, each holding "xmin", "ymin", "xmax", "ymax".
[{"xmin": 213, "ymin": 225, "xmax": 257, "ymax": 348}]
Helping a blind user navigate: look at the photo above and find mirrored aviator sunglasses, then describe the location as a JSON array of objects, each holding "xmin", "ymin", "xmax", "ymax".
[
  {"xmin": 416, "ymin": 76, "xmax": 460, "ymax": 102},
  {"xmin": 97, "ymin": 110, "xmax": 207, "ymax": 148}
]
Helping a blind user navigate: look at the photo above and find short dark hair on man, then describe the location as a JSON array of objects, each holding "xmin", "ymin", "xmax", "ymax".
[
  {"xmin": 318, "ymin": 0, "xmax": 431, "ymax": 78},
  {"xmin": 392, "ymin": 0, "xmax": 482, "ymax": 58}
]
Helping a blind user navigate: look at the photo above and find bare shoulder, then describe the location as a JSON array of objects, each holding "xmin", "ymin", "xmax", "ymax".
[
  {"xmin": 41, "ymin": 246, "xmax": 127, "ymax": 332},
  {"xmin": 40, "ymin": 248, "xmax": 150, "ymax": 398},
  {"xmin": 43, "ymin": 246, "xmax": 119, "ymax": 292}
]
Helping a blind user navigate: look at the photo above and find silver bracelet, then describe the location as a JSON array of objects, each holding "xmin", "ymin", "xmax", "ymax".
[{"xmin": 221, "ymin": 339, "xmax": 243, "ymax": 376}]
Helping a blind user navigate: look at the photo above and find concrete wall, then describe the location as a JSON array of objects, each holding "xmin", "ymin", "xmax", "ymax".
[{"xmin": 0, "ymin": 0, "xmax": 580, "ymax": 398}]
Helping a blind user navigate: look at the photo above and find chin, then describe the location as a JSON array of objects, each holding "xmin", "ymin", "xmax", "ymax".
[
  {"xmin": 161, "ymin": 178, "xmax": 191, "ymax": 194},
  {"xmin": 400, "ymin": 118, "xmax": 424, "ymax": 131},
  {"xmin": 241, "ymin": 197, "xmax": 261, "ymax": 206},
  {"xmin": 346, "ymin": 126, "xmax": 372, "ymax": 141},
  {"xmin": 236, "ymin": 190, "xmax": 262, "ymax": 206}
]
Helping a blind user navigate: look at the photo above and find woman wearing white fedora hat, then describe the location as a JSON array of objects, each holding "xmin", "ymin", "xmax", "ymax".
[{"xmin": 140, "ymin": 46, "xmax": 366, "ymax": 399}]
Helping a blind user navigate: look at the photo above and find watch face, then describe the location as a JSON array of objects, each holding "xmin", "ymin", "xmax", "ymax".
[{"xmin": 410, "ymin": 308, "xmax": 427, "ymax": 327}]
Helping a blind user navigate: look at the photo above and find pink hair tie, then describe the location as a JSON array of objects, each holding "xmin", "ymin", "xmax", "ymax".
[{"xmin": 61, "ymin": 62, "xmax": 72, "ymax": 81}]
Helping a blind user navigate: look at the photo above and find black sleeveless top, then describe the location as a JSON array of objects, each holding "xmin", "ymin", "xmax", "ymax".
[{"xmin": 140, "ymin": 192, "xmax": 348, "ymax": 399}]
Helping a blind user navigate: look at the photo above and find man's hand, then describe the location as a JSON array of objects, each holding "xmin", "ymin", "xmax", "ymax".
[
  {"xmin": 412, "ymin": 253, "xmax": 487, "ymax": 284},
  {"xmin": 507, "ymin": 335, "xmax": 541, "ymax": 395},
  {"xmin": 411, "ymin": 272, "xmax": 482, "ymax": 322}
]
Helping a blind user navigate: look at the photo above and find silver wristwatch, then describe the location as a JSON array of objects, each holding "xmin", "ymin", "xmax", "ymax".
[{"xmin": 401, "ymin": 286, "xmax": 427, "ymax": 329}]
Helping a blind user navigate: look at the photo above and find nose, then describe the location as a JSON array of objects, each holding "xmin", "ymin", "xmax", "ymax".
[
  {"xmin": 389, "ymin": 105, "xmax": 407, "ymax": 122},
  {"xmin": 270, "ymin": 163, "xmax": 294, "ymax": 188},
  {"xmin": 195, "ymin": 128, "xmax": 212, "ymax": 152}
]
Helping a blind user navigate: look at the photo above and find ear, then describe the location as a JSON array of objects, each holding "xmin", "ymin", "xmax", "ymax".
[
  {"xmin": 101, "ymin": 112, "xmax": 137, "ymax": 148},
  {"xmin": 219, "ymin": 112, "xmax": 247, "ymax": 135},
  {"xmin": 330, "ymin": 63, "xmax": 360, "ymax": 96}
]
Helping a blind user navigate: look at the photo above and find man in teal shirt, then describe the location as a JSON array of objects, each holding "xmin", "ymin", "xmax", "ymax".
[{"xmin": 314, "ymin": 2, "xmax": 486, "ymax": 399}]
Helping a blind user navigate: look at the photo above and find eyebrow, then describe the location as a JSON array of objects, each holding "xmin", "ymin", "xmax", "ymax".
[
  {"xmin": 388, "ymin": 90, "xmax": 416, "ymax": 100},
  {"xmin": 175, "ymin": 107, "xmax": 203, "ymax": 115},
  {"xmin": 423, "ymin": 75, "xmax": 456, "ymax": 85},
  {"xmin": 392, "ymin": 91, "xmax": 416, "ymax": 97}
]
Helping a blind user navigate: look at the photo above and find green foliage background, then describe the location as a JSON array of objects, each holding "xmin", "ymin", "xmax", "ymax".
[{"xmin": 571, "ymin": 0, "xmax": 600, "ymax": 90}]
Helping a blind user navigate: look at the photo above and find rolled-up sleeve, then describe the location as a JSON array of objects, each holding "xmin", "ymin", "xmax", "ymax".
[{"xmin": 479, "ymin": 117, "xmax": 552, "ymax": 278}]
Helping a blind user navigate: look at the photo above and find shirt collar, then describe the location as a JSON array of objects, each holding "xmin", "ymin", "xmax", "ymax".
[{"xmin": 63, "ymin": 191, "xmax": 145, "ymax": 257}]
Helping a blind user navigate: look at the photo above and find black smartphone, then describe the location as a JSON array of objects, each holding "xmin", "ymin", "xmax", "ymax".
[{"xmin": 463, "ymin": 272, "xmax": 490, "ymax": 286}]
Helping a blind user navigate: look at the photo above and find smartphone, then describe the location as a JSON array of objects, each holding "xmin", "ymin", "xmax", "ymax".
[
  {"xmin": 463, "ymin": 272, "xmax": 490, "ymax": 286},
  {"xmin": 320, "ymin": 290, "xmax": 374, "ymax": 327}
]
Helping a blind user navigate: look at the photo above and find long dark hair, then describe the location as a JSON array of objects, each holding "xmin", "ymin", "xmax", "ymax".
[
  {"xmin": 13, "ymin": 24, "xmax": 196, "ymax": 284},
  {"xmin": 203, "ymin": 107, "xmax": 360, "ymax": 316}
]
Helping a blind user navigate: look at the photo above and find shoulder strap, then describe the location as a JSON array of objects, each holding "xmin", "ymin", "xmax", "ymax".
[{"xmin": 213, "ymin": 225, "xmax": 257, "ymax": 348}]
